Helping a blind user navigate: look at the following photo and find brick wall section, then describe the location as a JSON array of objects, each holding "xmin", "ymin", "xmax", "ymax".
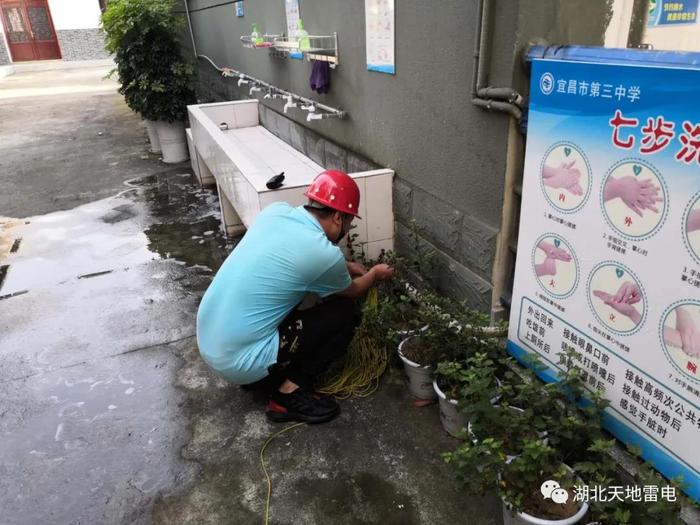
[
  {"xmin": 194, "ymin": 63, "xmax": 497, "ymax": 311},
  {"xmin": 0, "ymin": 35, "xmax": 10, "ymax": 65},
  {"xmin": 56, "ymin": 29, "xmax": 110, "ymax": 61}
]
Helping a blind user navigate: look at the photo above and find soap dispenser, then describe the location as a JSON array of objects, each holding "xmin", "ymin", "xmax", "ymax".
[
  {"xmin": 296, "ymin": 19, "xmax": 310, "ymax": 51},
  {"xmin": 251, "ymin": 23, "xmax": 263, "ymax": 46}
]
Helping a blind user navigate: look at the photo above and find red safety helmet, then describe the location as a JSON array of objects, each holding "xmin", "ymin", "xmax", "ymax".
[{"xmin": 304, "ymin": 170, "xmax": 361, "ymax": 218}]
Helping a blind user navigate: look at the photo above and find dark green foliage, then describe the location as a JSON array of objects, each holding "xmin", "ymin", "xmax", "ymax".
[{"xmin": 102, "ymin": 0, "xmax": 195, "ymax": 122}]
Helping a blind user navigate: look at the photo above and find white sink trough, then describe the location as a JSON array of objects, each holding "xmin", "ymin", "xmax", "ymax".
[{"xmin": 188, "ymin": 100, "xmax": 394, "ymax": 259}]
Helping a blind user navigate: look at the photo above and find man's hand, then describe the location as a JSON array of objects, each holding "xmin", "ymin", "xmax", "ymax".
[
  {"xmin": 371, "ymin": 263, "xmax": 394, "ymax": 281},
  {"xmin": 337, "ymin": 263, "xmax": 394, "ymax": 299},
  {"xmin": 346, "ymin": 260, "xmax": 367, "ymax": 277}
]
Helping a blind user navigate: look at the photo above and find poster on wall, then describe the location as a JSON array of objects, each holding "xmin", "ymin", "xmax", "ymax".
[
  {"xmin": 365, "ymin": 0, "xmax": 395, "ymax": 74},
  {"xmin": 508, "ymin": 58, "xmax": 700, "ymax": 502},
  {"xmin": 648, "ymin": 0, "xmax": 698, "ymax": 26},
  {"xmin": 285, "ymin": 0, "xmax": 302, "ymax": 59}
]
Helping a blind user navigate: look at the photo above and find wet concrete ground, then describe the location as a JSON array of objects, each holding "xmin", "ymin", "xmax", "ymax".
[{"xmin": 0, "ymin": 67, "xmax": 501, "ymax": 524}]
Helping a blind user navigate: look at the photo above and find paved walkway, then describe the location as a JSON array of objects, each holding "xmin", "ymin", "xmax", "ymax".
[{"xmin": 0, "ymin": 67, "xmax": 501, "ymax": 524}]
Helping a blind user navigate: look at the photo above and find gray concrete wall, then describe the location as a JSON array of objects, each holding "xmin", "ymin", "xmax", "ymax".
[
  {"xmin": 57, "ymin": 28, "xmax": 110, "ymax": 61},
  {"xmin": 186, "ymin": 0, "xmax": 624, "ymax": 311},
  {"xmin": 511, "ymin": 0, "xmax": 618, "ymax": 95},
  {"xmin": 188, "ymin": 0, "xmax": 518, "ymax": 310}
]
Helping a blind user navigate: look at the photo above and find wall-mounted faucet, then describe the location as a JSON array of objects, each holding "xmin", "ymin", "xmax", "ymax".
[
  {"xmin": 238, "ymin": 77, "xmax": 250, "ymax": 87},
  {"xmin": 283, "ymin": 95, "xmax": 297, "ymax": 114},
  {"xmin": 307, "ymin": 112, "xmax": 323, "ymax": 122},
  {"xmin": 300, "ymin": 103, "xmax": 316, "ymax": 112},
  {"xmin": 249, "ymin": 85, "xmax": 261, "ymax": 95}
]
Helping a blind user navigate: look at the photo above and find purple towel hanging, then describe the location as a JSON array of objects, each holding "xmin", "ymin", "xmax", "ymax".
[{"xmin": 310, "ymin": 60, "xmax": 331, "ymax": 94}]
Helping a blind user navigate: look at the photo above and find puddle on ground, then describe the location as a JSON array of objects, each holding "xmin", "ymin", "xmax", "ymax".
[
  {"xmin": 0, "ymin": 170, "xmax": 239, "ymax": 296},
  {"xmin": 126, "ymin": 171, "xmax": 235, "ymax": 273}
]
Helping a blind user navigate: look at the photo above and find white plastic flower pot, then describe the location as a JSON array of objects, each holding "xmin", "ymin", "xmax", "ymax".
[
  {"xmin": 397, "ymin": 336, "xmax": 437, "ymax": 400},
  {"xmin": 144, "ymin": 119, "xmax": 161, "ymax": 153},
  {"xmin": 433, "ymin": 380, "xmax": 468, "ymax": 438},
  {"xmin": 435, "ymin": 377, "xmax": 503, "ymax": 438},
  {"xmin": 501, "ymin": 464, "xmax": 589, "ymax": 525},
  {"xmin": 155, "ymin": 120, "xmax": 189, "ymax": 163}
]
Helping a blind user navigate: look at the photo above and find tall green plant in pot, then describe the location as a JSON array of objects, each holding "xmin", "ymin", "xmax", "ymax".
[
  {"xmin": 102, "ymin": 0, "xmax": 196, "ymax": 162},
  {"xmin": 397, "ymin": 292, "xmax": 465, "ymax": 400},
  {"xmin": 434, "ymin": 351, "xmax": 503, "ymax": 438}
]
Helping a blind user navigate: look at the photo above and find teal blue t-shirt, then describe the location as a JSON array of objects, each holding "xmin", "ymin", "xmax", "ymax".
[{"xmin": 196, "ymin": 202, "xmax": 352, "ymax": 384}]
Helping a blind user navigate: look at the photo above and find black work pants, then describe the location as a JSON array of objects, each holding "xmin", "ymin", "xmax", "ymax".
[{"xmin": 268, "ymin": 296, "xmax": 362, "ymax": 391}]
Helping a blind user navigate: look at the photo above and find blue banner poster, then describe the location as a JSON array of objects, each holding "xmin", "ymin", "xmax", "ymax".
[
  {"xmin": 508, "ymin": 58, "xmax": 700, "ymax": 502},
  {"xmin": 648, "ymin": 0, "xmax": 698, "ymax": 26}
]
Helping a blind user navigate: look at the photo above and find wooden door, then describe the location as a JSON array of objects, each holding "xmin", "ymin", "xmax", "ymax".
[{"xmin": 1, "ymin": 0, "xmax": 61, "ymax": 61}]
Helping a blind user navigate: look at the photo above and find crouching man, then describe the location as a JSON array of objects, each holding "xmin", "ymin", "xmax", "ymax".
[{"xmin": 196, "ymin": 170, "xmax": 394, "ymax": 424}]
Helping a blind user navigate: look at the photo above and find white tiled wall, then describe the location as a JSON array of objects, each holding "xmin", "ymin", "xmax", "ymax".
[{"xmin": 364, "ymin": 174, "xmax": 394, "ymax": 242}]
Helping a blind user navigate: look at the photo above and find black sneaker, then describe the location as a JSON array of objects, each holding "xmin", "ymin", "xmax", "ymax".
[
  {"xmin": 311, "ymin": 392, "xmax": 340, "ymax": 413},
  {"xmin": 266, "ymin": 389, "xmax": 340, "ymax": 424}
]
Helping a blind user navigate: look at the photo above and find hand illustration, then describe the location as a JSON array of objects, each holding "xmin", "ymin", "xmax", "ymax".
[
  {"xmin": 663, "ymin": 308, "xmax": 700, "ymax": 358},
  {"xmin": 593, "ymin": 290, "xmax": 642, "ymax": 326},
  {"xmin": 687, "ymin": 209, "xmax": 700, "ymax": 234},
  {"xmin": 542, "ymin": 161, "xmax": 583, "ymax": 196},
  {"xmin": 535, "ymin": 257, "xmax": 557, "ymax": 277},
  {"xmin": 603, "ymin": 176, "xmax": 662, "ymax": 218},
  {"xmin": 534, "ymin": 241, "xmax": 571, "ymax": 277},
  {"xmin": 675, "ymin": 307, "xmax": 700, "ymax": 358},
  {"xmin": 611, "ymin": 281, "xmax": 641, "ymax": 305},
  {"xmin": 537, "ymin": 240, "xmax": 572, "ymax": 262}
]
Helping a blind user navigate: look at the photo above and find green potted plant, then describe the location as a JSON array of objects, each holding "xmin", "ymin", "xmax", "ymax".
[
  {"xmin": 445, "ymin": 438, "xmax": 589, "ymax": 524},
  {"xmin": 102, "ymin": 0, "xmax": 195, "ymax": 162},
  {"xmin": 433, "ymin": 351, "xmax": 502, "ymax": 438},
  {"xmin": 500, "ymin": 440, "xmax": 590, "ymax": 525},
  {"xmin": 575, "ymin": 441, "xmax": 687, "ymax": 525},
  {"xmin": 397, "ymin": 292, "xmax": 466, "ymax": 400}
]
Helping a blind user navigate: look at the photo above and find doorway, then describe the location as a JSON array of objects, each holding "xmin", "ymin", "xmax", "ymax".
[{"xmin": 1, "ymin": 0, "xmax": 61, "ymax": 61}]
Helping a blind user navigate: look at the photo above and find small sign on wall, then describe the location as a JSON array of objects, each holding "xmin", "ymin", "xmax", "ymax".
[
  {"xmin": 285, "ymin": 0, "xmax": 302, "ymax": 59},
  {"xmin": 235, "ymin": 2, "xmax": 244, "ymax": 18},
  {"xmin": 365, "ymin": 0, "xmax": 395, "ymax": 74},
  {"xmin": 648, "ymin": 0, "xmax": 698, "ymax": 26}
]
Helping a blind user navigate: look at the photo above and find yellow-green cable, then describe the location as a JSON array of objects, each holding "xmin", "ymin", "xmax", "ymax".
[{"xmin": 260, "ymin": 422, "xmax": 306, "ymax": 525}]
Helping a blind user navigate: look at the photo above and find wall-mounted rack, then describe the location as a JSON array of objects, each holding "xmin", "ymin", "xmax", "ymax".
[
  {"xmin": 272, "ymin": 33, "xmax": 339, "ymax": 68},
  {"xmin": 197, "ymin": 55, "xmax": 346, "ymax": 122},
  {"xmin": 240, "ymin": 34, "xmax": 282, "ymax": 49}
]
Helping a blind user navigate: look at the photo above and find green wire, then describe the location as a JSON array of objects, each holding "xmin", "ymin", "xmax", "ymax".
[{"xmin": 260, "ymin": 422, "xmax": 306, "ymax": 525}]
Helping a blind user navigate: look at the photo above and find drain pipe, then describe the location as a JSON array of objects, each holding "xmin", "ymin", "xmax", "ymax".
[
  {"xmin": 183, "ymin": 0, "xmax": 198, "ymax": 57},
  {"xmin": 471, "ymin": 0, "xmax": 523, "ymax": 120}
]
